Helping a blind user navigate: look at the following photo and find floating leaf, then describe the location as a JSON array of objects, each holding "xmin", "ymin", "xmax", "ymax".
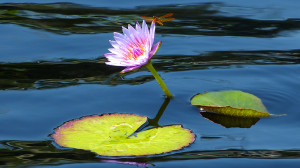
[
  {"xmin": 52, "ymin": 113, "xmax": 195, "ymax": 156},
  {"xmin": 191, "ymin": 90, "xmax": 270, "ymax": 118},
  {"xmin": 200, "ymin": 112, "xmax": 260, "ymax": 128}
]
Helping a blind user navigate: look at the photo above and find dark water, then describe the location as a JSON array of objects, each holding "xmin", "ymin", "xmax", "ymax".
[{"xmin": 1, "ymin": 0, "xmax": 300, "ymax": 167}]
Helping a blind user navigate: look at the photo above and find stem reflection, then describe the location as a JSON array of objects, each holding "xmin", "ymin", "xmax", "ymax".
[{"xmin": 136, "ymin": 98, "xmax": 171, "ymax": 131}]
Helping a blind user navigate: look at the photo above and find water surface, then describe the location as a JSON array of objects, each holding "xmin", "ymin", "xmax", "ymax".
[{"xmin": 1, "ymin": 1, "xmax": 300, "ymax": 167}]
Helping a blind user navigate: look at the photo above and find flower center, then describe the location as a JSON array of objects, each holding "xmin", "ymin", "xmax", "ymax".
[
  {"xmin": 127, "ymin": 47, "xmax": 144, "ymax": 60},
  {"xmin": 133, "ymin": 47, "xmax": 143, "ymax": 57}
]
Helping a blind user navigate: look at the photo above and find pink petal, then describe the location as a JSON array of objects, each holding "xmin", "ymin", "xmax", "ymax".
[
  {"xmin": 106, "ymin": 60, "xmax": 131, "ymax": 67},
  {"xmin": 128, "ymin": 24, "xmax": 137, "ymax": 36},
  {"xmin": 122, "ymin": 26, "xmax": 131, "ymax": 39},
  {"xmin": 105, "ymin": 61, "xmax": 123, "ymax": 66},
  {"xmin": 149, "ymin": 41, "xmax": 162, "ymax": 59},
  {"xmin": 114, "ymin": 36, "xmax": 130, "ymax": 47},
  {"xmin": 108, "ymin": 48, "xmax": 125, "ymax": 56},
  {"xmin": 135, "ymin": 21, "xmax": 144, "ymax": 42},
  {"xmin": 135, "ymin": 21, "xmax": 142, "ymax": 32},
  {"xmin": 121, "ymin": 65, "xmax": 142, "ymax": 73},
  {"xmin": 109, "ymin": 40, "xmax": 119, "ymax": 49},
  {"xmin": 104, "ymin": 53, "xmax": 117, "ymax": 58},
  {"xmin": 128, "ymin": 25, "xmax": 140, "ymax": 46},
  {"xmin": 113, "ymin": 32, "xmax": 126, "ymax": 41},
  {"xmin": 142, "ymin": 20, "xmax": 149, "ymax": 38},
  {"xmin": 104, "ymin": 54, "xmax": 123, "ymax": 61},
  {"xmin": 149, "ymin": 21, "xmax": 156, "ymax": 45}
]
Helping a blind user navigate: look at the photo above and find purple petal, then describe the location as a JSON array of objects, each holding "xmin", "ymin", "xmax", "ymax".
[
  {"xmin": 114, "ymin": 36, "xmax": 131, "ymax": 50},
  {"xmin": 135, "ymin": 21, "xmax": 141, "ymax": 31},
  {"xmin": 106, "ymin": 60, "xmax": 131, "ymax": 67},
  {"xmin": 105, "ymin": 61, "xmax": 123, "ymax": 66},
  {"xmin": 127, "ymin": 25, "xmax": 140, "ymax": 46},
  {"xmin": 104, "ymin": 53, "xmax": 124, "ymax": 60},
  {"xmin": 104, "ymin": 53, "xmax": 116, "ymax": 58},
  {"xmin": 121, "ymin": 65, "xmax": 142, "ymax": 73},
  {"xmin": 149, "ymin": 21, "xmax": 156, "ymax": 45},
  {"xmin": 109, "ymin": 40, "xmax": 119, "ymax": 49},
  {"xmin": 142, "ymin": 20, "xmax": 149, "ymax": 38},
  {"xmin": 149, "ymin": 41, "xmax": 162, "ymax": 59},
  {"xmin": 128, "ymin": 24, "xmax": 137, "ymax": 35},
  {"xmin": 113, "ymin": 32, "xmax": 126, "ymax": 40},
  {"xmin": 108, "ymin": 48, "xmax": 125, "ymax": 56},
  {"xmin": 122, "ymin": 26, "xmax": 131, "ymax": 38}
]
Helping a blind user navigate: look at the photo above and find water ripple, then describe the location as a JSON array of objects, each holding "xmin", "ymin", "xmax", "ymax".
[{"xmin": 1, "ymin": 3, "xmax": 300, "ymax": 37}]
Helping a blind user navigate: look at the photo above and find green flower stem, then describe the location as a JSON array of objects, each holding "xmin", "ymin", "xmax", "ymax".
[{"xmin": 145, "ymin": 62, "xmax": 173, "ymax": 98}]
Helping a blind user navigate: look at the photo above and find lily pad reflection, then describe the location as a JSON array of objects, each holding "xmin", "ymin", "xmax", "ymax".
[{"xmin": 200, "ymin": 112, "xmax": 260, "ymax": 128}]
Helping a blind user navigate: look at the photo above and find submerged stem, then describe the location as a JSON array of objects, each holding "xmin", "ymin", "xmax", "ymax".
[{"xmin": 145, "ymin": 62, "xmax": 173, "ymax": 98}]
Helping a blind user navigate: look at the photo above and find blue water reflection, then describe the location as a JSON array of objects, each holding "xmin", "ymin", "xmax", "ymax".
[{"xmin": 1, "ymin": 0, "xmax": 300, "ymax": 167}]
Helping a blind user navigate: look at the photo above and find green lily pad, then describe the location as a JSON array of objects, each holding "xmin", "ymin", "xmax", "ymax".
[
  {"xmin": 52, "ymin": 113, "xmax": 195, "ymax": 156},
  {"xmin": 191, "ymin": 90, "xmax": 270, "ymax": 118}
]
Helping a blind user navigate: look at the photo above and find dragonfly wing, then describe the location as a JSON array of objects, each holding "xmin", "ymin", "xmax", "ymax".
[
  {"xmin": 159, "ymin": 18, "xmax": 175, "ymax": 22},
  {"xmin": 156, "ymin": 21, "xmax": 163, "ymax": 25},
  {"xmin": 141, "ymin": 16, "xmax": 153, "ymax": 19},
  {"xmin": 159, "ymin": 13, "xmax": 173, "ymax": 18}
]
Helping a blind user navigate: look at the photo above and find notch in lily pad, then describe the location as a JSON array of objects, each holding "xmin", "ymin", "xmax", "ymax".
[
  {"xmin": 191, "ymin": 90, "xmax": 271, "ymax": 118},
  {"xmin": 51, "ymin": 113, "xmax": 195, "ymax": 156}
]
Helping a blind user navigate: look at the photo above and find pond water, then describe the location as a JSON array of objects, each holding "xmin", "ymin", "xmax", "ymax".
[{"xmin": 1, "ymin": 0, "xmax": 300, "ymax": 167}]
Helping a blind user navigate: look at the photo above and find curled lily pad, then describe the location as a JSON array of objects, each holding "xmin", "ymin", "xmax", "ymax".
[
  {"xmin": 52, "ymin": 113, "xmax": 195, "ymax": 156},
  {"xmin": 191, "ymin": 90, "xmax": 270, "ymax": 118}
]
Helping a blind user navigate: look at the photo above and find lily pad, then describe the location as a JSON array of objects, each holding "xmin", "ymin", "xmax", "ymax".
[
  {"xmin": 191, "ymin": 90, "xmax": 270, "ymax": 118},
  {"xmin": 52, "ymin": 113, "xmax": 195, "ymax": 156}
]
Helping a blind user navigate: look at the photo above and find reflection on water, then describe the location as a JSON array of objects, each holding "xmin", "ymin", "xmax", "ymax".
[
  {"xmin": 200, "ymin": 112, "xmax": 260, "ymax": 128},
  {"xmin": 136, "ymin": 98, "xmax": 170, "ymax": 132},
  {"xmin": 0, "ymin": 140, "xmax": 98, "ymax": 167},
  {"xmin": 0, "ymin": 49, "xmax": 299, "ymax": 90},
  {"xmin": 1, "ymin": 1, "xmax": 300, "ymax": 167},
  {"xmin": 1, "ymin": 140, "xmax": 300, "ymax": 167},
  {"xmin": 0, "ymin": 59, "xmax": 122, "ymax": 90},
  {"xmin": 1, "ymin": 2, "xmax": 300, "ymax": 90},
  {"xmin": 1, "ymin": 3, "xmax": 300, "ymax": 37}
]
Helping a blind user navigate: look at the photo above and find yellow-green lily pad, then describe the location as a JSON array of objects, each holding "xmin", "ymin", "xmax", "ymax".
[
  {"xmin": 52, "ymin": 113, "xmax": 195, "ymax": 156},
  {"xmin": 191, "ymin": 90, "xmax": 270, "ymax": 118}
]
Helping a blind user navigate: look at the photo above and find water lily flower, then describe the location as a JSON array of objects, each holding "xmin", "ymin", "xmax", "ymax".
[
  {"xmin": 104, "ymin": 20, "xmax": 172, "ymax": 98},
  {"xmin": 104, "ymin": 20, "xmax": 161, "ymax": 73}
]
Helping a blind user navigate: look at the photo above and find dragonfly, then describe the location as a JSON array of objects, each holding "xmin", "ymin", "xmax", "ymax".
[{"xmin": 141, "ymin": 13, "xmax": 174, "ymax": 26}]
